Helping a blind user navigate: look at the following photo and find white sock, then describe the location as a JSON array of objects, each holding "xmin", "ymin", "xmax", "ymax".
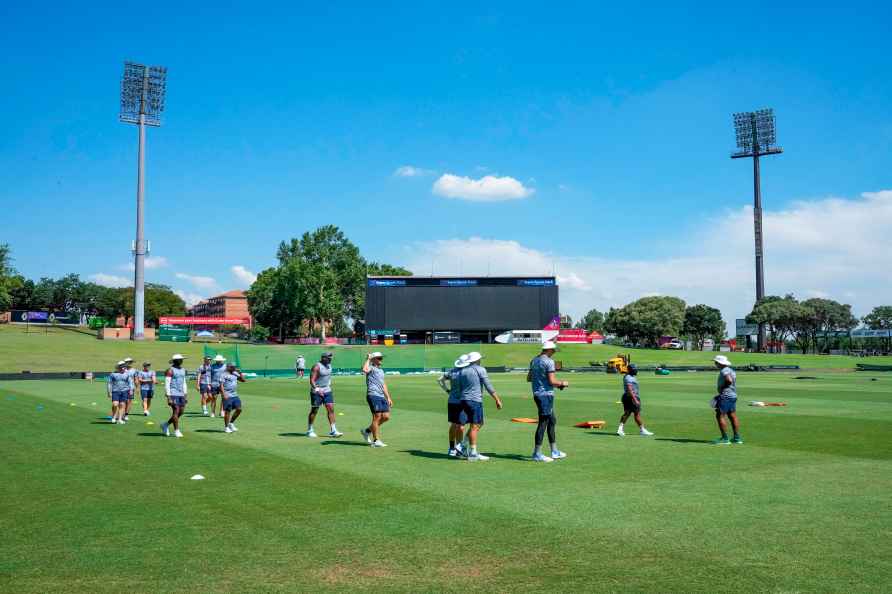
[
  {"xmin": 470, "ymin": 446, "xmax": 478, "ymax": 455},
  {"xmin": 618, "ymin": 423, "xmax": 624, "ymax": 430},
  {"xmin": 330, "ymin": 424, "xmax": 337, "ymax": 432},
  {"xmin": 308, "ymin": 425, "xmax": 314, "ymax": 432}
]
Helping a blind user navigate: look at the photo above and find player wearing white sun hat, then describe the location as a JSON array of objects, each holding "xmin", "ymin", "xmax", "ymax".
[
  {"xmin": 438, "ymin": 354, "xmax": 470, "ymax": 457},
  {"xmin": 207, "ymin": 354, "xmax": 227, "ymax": 417},
  {"xmin": 107, "ymin": 361, "xmax": 131, "ymax": 425},
  {"xmin": 456, "ymin": 351, "xmax": 503, "ymax": 461},
  {"xmin": 526, "ymin": 341, "xmax": 569, "ymax": 462},
  {"xmin": 122, "ymin": 357, "xmax": 136, "ymax": 421},
  {"xmin": 711, "ymin": 355, "xmax": 742, "ymax": 445},
  {"xmin": 160, "ymin": 354, "xmax": 188, "ymax": 438}
]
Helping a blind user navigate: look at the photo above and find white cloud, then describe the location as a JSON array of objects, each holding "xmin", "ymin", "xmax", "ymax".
[
  {"xmin": 174, "ymin": 290, "xmax": 205, "ymax": 308},
  {"xmin": 89, "ymin": 273, "xmax": 131, "ymax": 288},
  {"xmin": 394, "ymin": 165, "xmax": 434, "ymax": 178},
  {"xmin": 231, "ymin": 265, "xmax": 257, "ymax": 288},
  {"xmin": 119, "ymin": 256, "xmax": 168, "ymax": 271},
  {"xmin": 175, "ymin": 273, "xmax": 218, "ymax": 290},
  {"xmin": 432, "ymin": 174, "xmax": 535, "ymax": 202},
  {"xmin": 402, "ymin": 190, "xmax": 892, "ymax": 330}
]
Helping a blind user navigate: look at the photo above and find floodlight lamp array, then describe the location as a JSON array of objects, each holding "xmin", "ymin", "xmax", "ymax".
[
  {"xmin": 120, "ymin": 62, "xmax": 167, "ymax": 126},
  {"xmin": 732, "ymin": 108, "xmax": 779, "ymax": 157}
]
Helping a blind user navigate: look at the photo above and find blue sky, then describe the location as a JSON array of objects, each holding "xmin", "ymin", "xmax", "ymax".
[{"xmin": 2, "ymin": 2, "xmax": 891, "ymax": 324}]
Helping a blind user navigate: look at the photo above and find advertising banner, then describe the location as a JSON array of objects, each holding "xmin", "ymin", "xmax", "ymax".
[{"xmin": 159, "ymin": 317, "xmax": 250, "ymax": 326}]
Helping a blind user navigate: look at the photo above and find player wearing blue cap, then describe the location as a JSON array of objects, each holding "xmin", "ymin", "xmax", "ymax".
[
  {"xmin": 361, "ymin": 352, "xmax": 392, "ymax": 448},
  {"xmin": 107, "ymin": 361, "xmax": 131, "ymax": 425},
  {"xmin": 221, "ymin": 363, "xmax": 246, "ymax": 433},
  {"xmin": 136, "ymin": 362, "xmax": 157, "ymax": 416}
]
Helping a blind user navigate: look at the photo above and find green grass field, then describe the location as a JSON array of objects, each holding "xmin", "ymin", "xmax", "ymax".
[
  {"xmin": 1, "ymin": 370, "xmax": 890, "ymax": 592},
  {"xmin": 2, "ymin": 323, "xmax": 890, "ymax": 373}
]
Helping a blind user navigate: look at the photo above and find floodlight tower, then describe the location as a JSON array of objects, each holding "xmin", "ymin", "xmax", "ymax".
[
  {"xmin": 120, "ymin": 62, "xmax": 167, "ymax": 340},
  {"xmin": 731, "ymin": 108, "xmax": 782, "ymax": 351}
]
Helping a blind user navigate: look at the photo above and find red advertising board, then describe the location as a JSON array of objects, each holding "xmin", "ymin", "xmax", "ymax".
[
  {"xmin": 556, "ymin": 329, "xmax": 589, "ymax": 343},
  {"xmin": 159, "ymin": 317, "xmax": 250, "ymax": 326}
]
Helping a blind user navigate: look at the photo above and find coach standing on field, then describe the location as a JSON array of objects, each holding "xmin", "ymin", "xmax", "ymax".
[{"xmin": 458, "ymin": 351, "xmax": 502, "ymax": 461}]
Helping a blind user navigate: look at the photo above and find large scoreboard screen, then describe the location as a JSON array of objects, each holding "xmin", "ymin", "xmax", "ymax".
[{"xmin": 364, "ymin": 277, "xmax": 559, "ymax": 332}]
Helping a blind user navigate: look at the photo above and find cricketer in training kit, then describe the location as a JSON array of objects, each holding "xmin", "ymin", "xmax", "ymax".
[
  {"xmin": 136, "ymin": 361, "xmax": 157, "ymax": 416},
  {"xmin": 208, "ymin": 354, "xmax": 227, "ymax": 417},
  {"xmin": 712, "ymin": 355, "xmax": 742, "ymax": 445},
  {"xmin": 295, "ymin": 354, "xmax": 306, "ymax": 379},
  {"xmin": 457, "ymin": 351, "xmax": 503, "ymax": 461},
  {"xmin": 107, "ymin": 361, "xmax": 131, "ymax": 425},
  {"xmin": 527, "ymin": 341, "xmax": 568, "ymax": 462},
  {"xmin": 160, "ymin": 354, "xmax": 188, "ymax": 438},
  {"xmin": 438, "ymin": 354, "xmax": 470, "ymax": 457},
  {"xmin": 616, "ymin": 364, "xmax": 654, "ymax": 437},
  {"xmin": 221, "ymin": 363, "xmax": 246, "ymax": 433},
  {"xmin": 361, "ymin": 352, "xmax": 392, "ymax": 448},
  {"xmin": 197, "ymin": 356, "xmax": 214, "ymax": 417},
  {"xmin": 122, "ymin": 357, "xmax": 136, "ymax": 421},
  {"xmin": 306, "ymin": 352, "xmax": 342, "ymax": 438}
]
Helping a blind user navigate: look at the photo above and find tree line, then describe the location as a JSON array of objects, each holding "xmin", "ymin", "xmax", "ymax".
[
  {"xmin": 572, "ymin": 293, "xmax": 891, "ymax": 352},
  {"xmin": 0, "ymin": 244, "xmax": 185, "ymax": 325},
  {"xmin": 572, "ymin": 297, "xmax": 724, "ymax": 349},
  {"xmin": 246, "ymin": 226, "xmax": 410, "ymax": 341}
]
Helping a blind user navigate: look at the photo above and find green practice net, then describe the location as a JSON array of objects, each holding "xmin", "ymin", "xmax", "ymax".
[{"xmin": 202, "ymin": 343, "xmax": 497, "ymax": 376}]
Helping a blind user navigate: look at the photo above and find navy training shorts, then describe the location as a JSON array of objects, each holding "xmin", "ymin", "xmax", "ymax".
[
  {"xmin": 367, "ymin": 395, "xmax": 390, "ymax": 414},
  {"xmin": 111, "ymin": 391, "xmax": 129, "ymax": 403},
  {"xmin": 461, "ymin": 400, "xmax": 485, "ymax": 425},
  {"xmin": 533, "ymin": 393, "xmax": 555, "ymax": 417},
  {"xmin": 310, "ymin": 390, "xmax": 334, "ymax": 407},
  {"xmin": 168, "ymin": 396, "xmax": 187, "ymax": 408},
  {"xmin": 223, "ymin": 397, "xmax": 242, "ymax": 411},
  {"xmin": 447, "ymin": 402, "xmax": 467, "ymax": 425},
  {"xmin": 717, "ymin": 397, "xmax": 737, "ymax": 414},
  {"xmin": 621, "ymin": 394, "xmax": 641, "ymax": 414}
]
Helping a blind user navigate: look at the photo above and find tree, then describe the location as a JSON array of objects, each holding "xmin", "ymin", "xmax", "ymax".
[
  {"xmin": 863, "ymin": 306, "xmax": 892, "ymax": 352},
  {"xmin": 605, "ymin": 296, "xmax": 686, "ymax": 347},
  {"xmin": 142, "ymin": 284, "xmax": 187, "ymax": 324},
  {"xmin": 682, "ymin": 304, "xmax": 725, "ymax": 350},
  {"xmin": 575, "ymin": 308, "xmax": 605, "ymax": 333},
  {"xmin": 797, "ymin": 298, "xmax": 858, "ymax": 354},
  {"xmin": 747, "ymin": 295, "xmax": 804, "ymax": 352},
  {"xmin": 0, "ymin": 244, "xmax": 13, "ymax": 312},
  {"xmin": 367, "ymin": 262, "xmax": 412, "ymax": 276},
  {"xmin": 559, "ymin": 314, "xmax": 573, "ymax": 329}
]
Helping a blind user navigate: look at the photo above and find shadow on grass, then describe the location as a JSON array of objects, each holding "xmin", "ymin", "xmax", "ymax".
[
  {"xmin": 90, "ymin": 421, "xmax": 116, "ymax": 425},
  {"xmin": 320, "ymin": 440, "xmax": 368, "ymax": 447},
  {"xmin": 137, "ymin": 432, "xmax": 166, "ymax": 437},
  {"xmin": 194, "ymin": 429, "xmax": 226, "ymax": 433},
  {"xmin": 588, "ymin": 431, "xmax": 619, "ymax": 437},
  {"xmin": 278, "ymin": 432, "xmax": 309, "ymax": 438},
  {"xmin": 654, "ymin": 437, "xmax": 712, "ymax": 444},
  {"xmin": 403, "ymin": 449, "xmax": 452, "ymax": 460},
  {"xmin": 484, "ymin": 452, "xmax": 529, "ymax": 461}
]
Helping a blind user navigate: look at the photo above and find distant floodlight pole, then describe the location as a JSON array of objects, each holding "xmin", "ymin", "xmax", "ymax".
[
  {"xmin": 731, "ymin": 108, "xmax": 782, "ymax": 351},
  {"xmin": 120, "ymin": 62, "xmax": 167, "ymax": 340}
]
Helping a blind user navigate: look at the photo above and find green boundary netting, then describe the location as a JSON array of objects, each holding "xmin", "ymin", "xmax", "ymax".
[{"xmin": 203, "ymin": 343, "xmax": 494, "ymax": 376}]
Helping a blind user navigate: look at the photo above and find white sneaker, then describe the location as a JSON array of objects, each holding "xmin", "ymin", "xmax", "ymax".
[
  {"xmin": 161, "ymin": 422, "xmax": 170, "ymax": 436},
  {"xmin": 616, "ymin": 428, "xmax": 625, "ymax": 437},
  {"xmin": 174, "ymin": 430, "xmax": 184, "ymax": 438},
  {"xmin": 371, "ymin": 440, "xmax": 387, "ymax": 448},
  {"xmin": 532, "ymin": 452, "xmax": 553, "ymax": 463},
  {"xmin": 640, "ymin": 428, "xmax": 654, "ymax": 436},
  {"xmin": 328, "ymin": 430, "xmax": 343, "ymax": 438},
  {"xmin": 110, "ymin": 418, "xmax": 117, "ymax": 424},
  {"xmin": 307, "ymin": 430, "xmax": 318, "ymax": 438},
  {"xmin": 224, "ymin": 426, "xmax": 233, "ymax": 433},
  {"xmin": 203, "ymin": 410, "xmax": 209, "ymax": 416},
  {"xmin": 360, "ymin": 428, "xmax": 372, "ymax": 444},
  {"xmin": 229, "ymin": 424, "xmax": 238, "ymax": 432},
  {"xmin": 119, "ymin": 419, "xmax": 126, "ymax": 425},
  {"xmin": 123, "ymin": 415, "xmax": 129, "ymax": 422},
  {"xmin": 448, "ymin": 448, "xmax": 458, "ymax": 457},
  {"xmin": 551, "ymin": 450, "xmax": 567, "ymax": 460},
  {"xmin": 468, "ymin": 452, "xmax": 489, "ymax": 461},
  {"xmin": 210, "ymin": 413, "xmax": 215, "ymax": 418}
]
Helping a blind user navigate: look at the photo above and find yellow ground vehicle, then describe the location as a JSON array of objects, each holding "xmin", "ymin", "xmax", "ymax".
[{"xmin": 606, "ymin": 353, "xmax": 631, "ymax": 374}]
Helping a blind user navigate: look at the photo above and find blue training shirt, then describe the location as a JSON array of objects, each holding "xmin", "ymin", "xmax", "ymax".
[
  {"xmin": 221, "ymin": 371, "xmax": 240, "ymax": 398},
  {"xmin": 458, "ymin": 365, "xmax": 495, "ymax": 403},
  {"xmin": 137, "ymin": 370, "xmax": 155, "ymax": 391},
  {"xmin": 209, "ymin": 362, "xmax": 226, "ymax": 387},
  {"xmin": 529, "ymin": 355, "xmax": 556, "ymax": 396},
  {"xmin": 366, "ymin": 366, "xmax": 386, "ymax": 398},
  {"xmin": 168, "ymin": 366, "xmax": 187, "ymax": 397},
  {"xmin": 623, "ymin": 374, "xmax": 639, "ymax": 399},
  {"xmin": 107, "ymin": 371, "xmax": 131, "ymax": 393},
  {"xmin": 718, "ymin": 367, "xmax": 737, "ymax": 400}
]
